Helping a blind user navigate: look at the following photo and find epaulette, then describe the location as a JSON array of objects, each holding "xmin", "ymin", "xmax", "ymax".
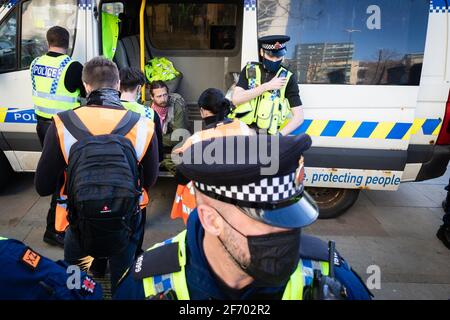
[
  {"xmin": 132, "ymin": 242, "xmax": 181, "ymax": 280},
  {"xmin": 300, "ymin": 234, "xmax": 341, "ymax": 267}
]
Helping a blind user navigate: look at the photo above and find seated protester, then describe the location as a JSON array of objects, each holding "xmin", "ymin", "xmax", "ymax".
[
  {"xmin": 149, "ymin": 81, "xmax": 188, "ymax": 174},
  {"xmin": 120, "ymin": 67, "xmax": 163, "ymax": 162},
  {"xmin": 0, "ymin": 236, "xmax": 102, "ymax": 300},
  {"xmin": 35, "ymin": 57, "xmax": 159, "ymax": 293},
  {"xmin": 114, "ymin": 135, "xmax": 372, "ymax": 300},
  {"xmin": 171, "ymin": 88, "xmax": 254, "ymax": 224}
]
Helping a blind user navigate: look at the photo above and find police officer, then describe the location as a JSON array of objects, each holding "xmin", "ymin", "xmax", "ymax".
[
  {"xmin": 0, "ymin": 236, "xmax": 102, "ymax": 299},
  {"xmin": 231, "ymin": 35, "xmax": 304, "ymax": 136},
  {"xmin": 30, "ymin": 26, "xmax": 85, "ymax": 247},
  {"xmin": 114, "ymin": 134, "xmax": 372, "ymax": 300}
]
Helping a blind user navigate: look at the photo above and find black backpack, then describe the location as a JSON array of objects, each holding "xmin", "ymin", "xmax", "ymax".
[{"xmin": 58, "ymin": 109, "xmax": 144, "ymax": 258}]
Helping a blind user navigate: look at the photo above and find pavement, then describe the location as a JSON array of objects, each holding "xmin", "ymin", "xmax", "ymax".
[{"xmin": 0, "ymin": 170, "xmax": 449, "ymax": 300}]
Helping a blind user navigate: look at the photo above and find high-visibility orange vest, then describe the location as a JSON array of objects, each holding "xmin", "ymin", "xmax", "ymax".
[
  {"xmin": 170, "ymin": 119, "xmax": 254, "ymax": 224},
  {"xmin": 174, "ymin": 119, "xmax": 253, "ymax": 154},
  {"xmin": 53, "ymin": 106, "xmax": 155, "ymax": 232},
  {"xmin": 171, "ymin": 181, "xmax": 196, "ymax": 224}
]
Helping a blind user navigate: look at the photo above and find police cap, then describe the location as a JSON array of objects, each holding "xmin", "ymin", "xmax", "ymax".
[
  {"xmin": 177, "ymin": 134, "xmax": 319, "ymax": 228},
  {"xmin": 259, "ymin": 35, "xmax": 290, "ymax": 57}
]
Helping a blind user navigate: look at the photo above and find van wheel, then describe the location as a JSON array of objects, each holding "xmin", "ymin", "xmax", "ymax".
[
  {"xmin": 0, "ymin": 151, "xmax": 13, "ymax": 190},
  {"xmin": 306, "ymin": 187, "xmax": 360, "ymax": 219}
]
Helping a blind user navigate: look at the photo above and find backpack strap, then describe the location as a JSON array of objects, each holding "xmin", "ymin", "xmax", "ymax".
[
  {"xmin": 111, "ymin": 110, "xmax": 141, "ymax": 136},
  {"xmin": 57, "ymin": 110, "xmax": 92, "ymax": 141}
]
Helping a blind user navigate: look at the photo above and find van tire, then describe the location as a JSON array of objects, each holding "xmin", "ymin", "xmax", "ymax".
[
  {"xmin": 0, "ymin": 151, "xmax": 13, "ymax": 190},
  {"xmin": 306, "ymin": 187, "xmax": 360, "ymax": 219}
]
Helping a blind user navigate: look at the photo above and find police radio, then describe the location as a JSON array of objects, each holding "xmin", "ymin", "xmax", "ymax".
[
  {"xmin": 275, "ymin": 69, "xmax": 288, "ymax": 98},
  {"xmin": 303, "ymin": 240, "xmax": 348, "ymax": 300},
  {"xmin": 148, "ymin": 289, "xmax": 178, "ymax": 300},
  {"xmin": 274, "ymin": 69, "xmax": 289, "ymax": 125}
]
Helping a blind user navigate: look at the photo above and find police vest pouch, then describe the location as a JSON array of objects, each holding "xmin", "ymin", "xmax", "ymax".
[
  {"xmin": 255, "ymin": 97, "xmax": 276, "ymax": 130},
  {"xmin": 60, "ymin": 110, "xmax": 143, "ymax": 258},
  {"xmin": 279, "ymin": 100, "xmax": 291, "ymax": 122}
]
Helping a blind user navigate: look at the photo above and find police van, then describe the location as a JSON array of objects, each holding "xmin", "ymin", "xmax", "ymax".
[{"xmin": 0, "ymin": 0, "xmax": 449, "ymax": 218}]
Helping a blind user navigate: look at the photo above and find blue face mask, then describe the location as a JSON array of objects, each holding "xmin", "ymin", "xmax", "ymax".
[{"xmin": 263, "ymin": 59, "xmax": 282, "ymax": 72}]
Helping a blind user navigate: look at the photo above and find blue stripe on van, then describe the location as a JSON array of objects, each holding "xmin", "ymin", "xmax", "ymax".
[
  {"xmin": 321, "ymin": 120, "xmax": 346, "ymax": 137},
  {"xmin": 353, "ymin": 122, "xmax": 378, "ymax": 138},
  {"xmin": 385, "ymin": 122, "xmax": 412, "ymax": 140},
  {"xmin": 422, "ymin": 119, "xmax": 442, "ymax": 135},
  {"xmin": 291, "ymin": 119, "xmax": 313, "ymax": 135}
]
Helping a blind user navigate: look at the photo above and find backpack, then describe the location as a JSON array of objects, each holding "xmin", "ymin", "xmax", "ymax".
[{"xmin": 58, "ymin": 109, "xmax": 144, "ymax": 258}]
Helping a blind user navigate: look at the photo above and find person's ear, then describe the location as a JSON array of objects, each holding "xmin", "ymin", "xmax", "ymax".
[
  {"xmin": 197, "ymin": 204, "xmax": 223, "ymax": 236},
  {"xmin": 115, "ymin": 80, "xmax": 121, "ymax": 91},
  {"xmin": 83, "ymin": 82, "xmax": 92, "ymax": 94},
  {"xmin": 260, "ymin": 48, "xmax": 264, "ymax": 57}
]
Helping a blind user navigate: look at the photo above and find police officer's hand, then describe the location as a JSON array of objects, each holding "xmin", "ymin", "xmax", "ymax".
[{"xmin": 263, "ymin": 77, "xmax": 288, "ymax": 91}]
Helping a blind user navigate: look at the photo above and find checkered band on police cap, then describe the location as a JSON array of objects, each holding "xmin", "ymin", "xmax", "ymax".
[
  {"xmin": 261, "ymin": 42, "xmax": 287, "ymax": 50},
  {"xmin": 194, "ymin": 172, "xmax": 303, "ymax": 210}
]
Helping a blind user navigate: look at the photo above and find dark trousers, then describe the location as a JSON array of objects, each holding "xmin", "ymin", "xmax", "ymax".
[
  {"xmin": 89, "ymin": 208, "xmax": 147, "ymax": 276},
  {"xmin": 36, "ymin": 117, "xmax": 60, "ymax": 234},
  {"xmin": 64, "ymin": 213, "xmax": 143, "ymax": 294}
]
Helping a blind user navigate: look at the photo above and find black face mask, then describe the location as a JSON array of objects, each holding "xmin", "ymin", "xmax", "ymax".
[{"xmin": 216, "ymin": 209, "xmax": 301, "ymax": 287}]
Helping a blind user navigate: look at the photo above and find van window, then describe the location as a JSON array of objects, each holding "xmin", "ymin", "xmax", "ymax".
[
  {"xmin": 257, "ymin": 0, "xmax": 429, "ymax": 85},
  {"xmin": 0, "ymin": 9, "xmax": 17, "ymax": 72},
  {"xmin": 20, "ymin": 0, "xmax": 78, "ymax": 69},
  {"xmin": 147, "ymin": 3, "xmax": 238, "ymax": 50}
]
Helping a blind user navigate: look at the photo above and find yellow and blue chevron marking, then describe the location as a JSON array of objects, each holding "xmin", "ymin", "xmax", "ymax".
[
  {"xmin": 0, "ymin": 108, "xmax": 444, "ymax": 140},
  {"xmin": 292, "ymin": 118, "xmax": 442, "ymax": 140}
]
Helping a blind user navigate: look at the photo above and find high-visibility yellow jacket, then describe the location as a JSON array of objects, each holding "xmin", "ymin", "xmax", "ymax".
[{"xmin": 30, "ymin": 54, "xmax": 80, "ymax": 119}]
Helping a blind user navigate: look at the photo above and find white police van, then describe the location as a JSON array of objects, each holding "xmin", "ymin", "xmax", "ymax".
[{"xmin": 0, "ymin": 0, "xmax": 449, "ymax": 218}]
